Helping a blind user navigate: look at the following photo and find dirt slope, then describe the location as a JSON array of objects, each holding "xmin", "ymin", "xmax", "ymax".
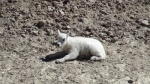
[{"xmin": 0, "ymin": 0, "xmax": 150, "ymax": 84}]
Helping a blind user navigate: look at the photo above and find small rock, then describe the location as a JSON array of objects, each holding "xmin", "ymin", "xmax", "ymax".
[
  {"xmin": 0, "ymin": 27, "xmax": 4, "ymax": 35},
  {"xmin": 101, "ymin": 22, "xmax": 111, "ymax": 28},
  {"xmin": 85, "ymin": 26, "xmax": 91, "ymax": 32},
  {"xmin": 10, "ymin": 18, "xmax": 16, "ymax": 22},
  {"xmin": 46, "ymin": 31, "xmax": 51, "ymax": 36},
  {"xmin": 21, "ymin": 34, "xmax": 26, "ymax": 38},
  {"xmin": 141, "ymin": 20, "xmax": 149, "ymax": 26},
  {"xmin": 75, "ymin": 27, "xmax": 81, "ymax": 32},
  {"xmin": 63, "ymin": 0, "xmax": 69, "ymax": 4},
  {"xmin": 48, "ymin": 6, "xmax": 53, "ymax": 11},
  {"xmin": 99, "ymin": 33, "xmax": 107, "ymax": 40},
  {"xmin": 123, "ymin": 37, "xmax": 130, "ymax": 44},
  {"xmin": 9, "ymin": 31, "xmax": 16, "ymax": 35},
  {"xmin": 84, "ymin": 31, "xmax": 90, "ymax": 36},
  {"xmin": 29, "ymin": 38, "xmax": 32, "ymax": 41},
  {"xmin": 82, "ymin": 18, "xmax": 91, "ymax": 24},
  {"xmin": 111, "ymin": 37, "xmax": 118, "ymax": 43},
  {"xmin": 47, "ymin": 20, "xmax": 54, "ymax": 27},
  {"xmin": 55, "ymin": 18, "xmax": 61, "ymax": 23},
  {"xmin": 118, "ymin": 41, "xmax": 125, "ymax": 45},
  {"xmin": 35, "ymin": 3, "xmax": 41, "ymax": 10},
  {"xmin": 42, "ymin": 1, "xmax": 48, "ymax": 5},
  {"xmin": 90, "ymin": 34, "xmax": 93, "ymax": 37},
  {"xmin": 21, "ymin": 9, "xmax": 29, "ymax": 15},
  {"xmin": 129, "ymin": 15, "xmax": 135, "ymax": 19},
  {"xmin": 74, "ymin": 6, "xmax": 78, "ymax": 10},
  {"xmin": 108, "ymin": 31, "xmax": 114, "ymax": 37},
  {"xmin": 136, "ymin": 26, "xmax": 141, "ymax": 29},
  {"xmin": 59, "ymin": 10, "xmax": 65, "ymax": 15},
  {"xmin": 128, "ymin": 80, "xmax": 134, "ymax": 84},
  {"xmin": 32, "ymin": 49, "xmax": 38, "ymax": 53},
  {"xmin": 0, "ymin": 14, "xmax": 3, "ymax": 18},
  {"xmin": 25, "ymin": 22, "xmax": 32, "ymax": 28},
  {"xmin": 117, "ymin": 0, "xmax": 123, "ymax": 3},
  {"xmin": 32, "ymin": 30, "xmax": 39, "ymax": 36},
  {"xmin": 45, "ymin": 29, "xmax": 54, "ymax": 36},
  {"xmin": 61, "ymin": 23, "xmax": 67, "ymax": 26},
  {"xmin": 55, "ymin": 24, "xmax": 61, "ymax": 29},
  {"xmin": 37, "ymin": 38, "xmax": 41, "ymax": 41},
  {"xmin": 105, "ymin": 38, "xmax": 111, "ymax": 42},
  {"xmin": 78, "ymin": 18, "xmax": 84, "ymax": 22},
  {"xmin": 25, "ymin": 28, "xmax": 31, "ymax": 33},
  {"xmin": 39, "ymin": 30, "xmax": 46, "ymax": 36},
  {"xmin": 66, "ymin": 25, "xmax": 71, "ymax": 29},
  {"xmin": 73, "ymin": 14, "xmax": 78, "ymax": 17},
  {"xmin": 8, "ymin": 0, "xmax": 18, "ymax": 3},
  {"xmin": 36, "ymin": 21, "xmax": 45, "ymax": 28},
  {"xmin": 138, "ymin": 36, "xmax": 143, "ymax": 39},
  {"xmin": 100, "ymin": 10, "xmax": 108, "ymax": 15},
  {"xmin": 88, "ymin": 0, "xmax": 96, "ymax": 3}
]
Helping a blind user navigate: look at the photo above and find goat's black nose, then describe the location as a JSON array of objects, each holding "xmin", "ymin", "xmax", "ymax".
[{"xmin": 56, "ymin": 42, "xmax": 61, "ymax": 47}]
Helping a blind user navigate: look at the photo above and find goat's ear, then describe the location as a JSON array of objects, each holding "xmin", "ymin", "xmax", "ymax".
[
  {"xmin": 66, "ymin": 31, "xmax": 70, "ymax": 39},
  {"xmin": 67, "ymin": 31, "xmax": 70, "ymax": 36},
  {"xmin": 58, "ymin": 30, "xmax": 60, "ymax": 34}
]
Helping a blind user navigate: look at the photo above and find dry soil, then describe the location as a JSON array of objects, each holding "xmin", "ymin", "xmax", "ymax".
[{"xmin": 0, "ymin": 0, "xmax": 150, "ymax": 84}]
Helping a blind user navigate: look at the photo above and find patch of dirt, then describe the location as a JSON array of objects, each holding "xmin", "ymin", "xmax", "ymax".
[{"xmin": 0, "ymin": 0, "xmax": 150, "ymax": 84}]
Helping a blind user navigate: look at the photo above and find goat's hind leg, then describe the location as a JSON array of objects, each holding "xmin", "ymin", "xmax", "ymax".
[
  {"xmin": 90, "ymin": 53, "xmax": 106, "ymax": 61},
  {"xmin": 90, "ymin": 56, "xmax": 102, "ymax": 61}
]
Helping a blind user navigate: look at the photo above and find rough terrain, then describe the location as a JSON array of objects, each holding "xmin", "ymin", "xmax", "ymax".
[{"xmin": 0, "ymin": 0, "xmax": 150, "ymax": 84}]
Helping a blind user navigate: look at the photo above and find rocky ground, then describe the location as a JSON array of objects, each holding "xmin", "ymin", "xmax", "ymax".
[{"xmin": 0, "ymin": 0, "xmax": 150, "ymax": 84}]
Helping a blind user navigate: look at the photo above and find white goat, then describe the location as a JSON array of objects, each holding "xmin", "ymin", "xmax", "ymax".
[{"xmin": 55, "ymin": 30, "xmax": 107, "ymax": 63}]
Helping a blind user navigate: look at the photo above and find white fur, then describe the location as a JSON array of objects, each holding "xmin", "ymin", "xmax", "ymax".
[{"xmin": 55, "ymin": 30, "xmax": 107, "ymax": 63}]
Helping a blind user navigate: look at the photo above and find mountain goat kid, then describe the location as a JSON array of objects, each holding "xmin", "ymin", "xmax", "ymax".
[{"xmin": 55, "ymin": 30, "xmax": 107, "ymax": 63}]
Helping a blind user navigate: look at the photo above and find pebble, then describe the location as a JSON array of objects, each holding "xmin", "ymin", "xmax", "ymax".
[
  {"xmin": 108, "ymin": 31, "xmax": 114, "ymax": 37},
  {"xmin": 117, "ymin": 0, "xmax": 123, "ymax": 3},
  {"xmin": 128, "ymin": 80, "xmax": 134, "ymax": 84},
  {"xmin": 37, "ymin": 38, "xmax": 41, "ymax": 41},
  {"xmin": 66, "ymin": 25, "xmax": 71, "ymax": 29},
  {"xmin": 8, "ymin": 0, "xmax": 18, "ymax": 3},
  {"xmin": 0, "ymin": 14, "xmax": 3, "ymax": 18},
  {"xmin": 32, "ymin": 30, "xmax": 39, "ymax": 36},
  {"xmin": 88, "ymin": 0, "xmax": 96, "ymax": 3},
  {"xmin": 111, "ymin": 37, "xmax": 118, "ymax": 43},
  {"xmin": 0, "ymin": 27, "xmax": 4, "ymax": 35},
  {"xmin": 59, "ymin": 10, "xmax": 65, "ymax": 15},
  {"xmin": 84, "ymin": 31, "xmax": 91, "ymax": 36},
  {"xmin": 48, "ymin": 6, "xmax": 53, "ymax": 11},
  {"xmin": 45, "ymin": 29, "xmax": 54, "ymax": 36},
  {"xmin": 21, "ymin": 34, "xmax": 26, "ymax": 38},
  {"xmin": 85, "ymin": 26, "xmax": 91, "ymax": 32},
  {"xmin": 82, "ymin": 18, "xmax": 90, "ymax": 24},
  {"xmin": 36, "ymin": 21, "xmax": 45, "ymax": 28},
  {"xmin": 63, "ymin": 0, "xmax": 69, "ymax": 4},
  {"xmin": 141, "ymin": 20, "xmax": 149, "ymax": 26}
]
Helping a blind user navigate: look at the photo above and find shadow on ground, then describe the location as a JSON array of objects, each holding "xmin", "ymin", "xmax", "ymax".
[
  {"xmin": 40, "ymin": 51, "xmax": 66, "ymax": 62},
  {"xmin": 40, "ymin": 51, "xmax": 100, "ymax": 63}
]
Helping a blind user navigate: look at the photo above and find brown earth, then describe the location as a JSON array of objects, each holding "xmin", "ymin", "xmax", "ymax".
[{"xmin": 0, "ymin": 0, "xmax": 150, "ymax": 84}]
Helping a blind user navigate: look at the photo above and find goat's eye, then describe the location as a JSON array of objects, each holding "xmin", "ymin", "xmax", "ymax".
[{"xmin": 62, "ymin": 38, "xmax": 65, "ymax": 41}]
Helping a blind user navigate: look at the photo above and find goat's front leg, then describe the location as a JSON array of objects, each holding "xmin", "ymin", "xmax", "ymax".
[{"xmin": 55, "ymin": 49, "xmax": 79, "ymax": 63}]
